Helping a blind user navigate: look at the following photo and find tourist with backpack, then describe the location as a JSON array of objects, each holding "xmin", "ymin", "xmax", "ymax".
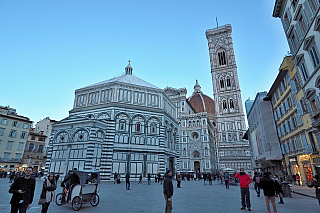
[{"xmin": 252, "ymin": 172, "xmax": 261, "ymax": 197}]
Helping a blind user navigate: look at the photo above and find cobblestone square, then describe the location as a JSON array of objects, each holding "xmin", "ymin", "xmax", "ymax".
[{"xmin": 0, "ymin": 178, "xmax": 319, "ymax": 213}]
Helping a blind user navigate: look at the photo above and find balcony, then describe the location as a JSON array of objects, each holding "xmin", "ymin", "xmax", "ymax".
[{"xmin": 0, "ymin": 158, "xmax": 22, "ymax": 163}]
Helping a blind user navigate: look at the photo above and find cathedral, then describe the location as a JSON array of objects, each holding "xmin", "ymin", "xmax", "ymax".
[{"xmin": 45, "ymin": 24, "xmax": 251, "ymax": 180}]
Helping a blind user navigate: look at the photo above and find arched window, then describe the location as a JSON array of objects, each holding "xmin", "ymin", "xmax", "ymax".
[
  {"xmin": 150, "ymin": 123, "xmax": 156, "ymax": 133},
  {"xmin": 183, "ymin": 148, "xmax": 186, "ymax": 156},
  {"xmin": 119, "ymin": 120, "xmax": 126, "ymax": 130},
  {"xmin": 220, "ymin": 79, "xmax": 225, "ymax": 89},
  {"xmin": 204, "ymin": 147, "xmax": 208, "ymax": 156},
  {"xmin": 218, "ymin": 50, "xmax": 227, "ymax": 66},
  {"xmin": 223, "ymin": 101, "xmax": 228, "ymax": 110},
  {"xmin": 38, "ymin": 145, "xmax": 43, "ymax": 152},
  {"xmin": 136, "ymin": 123, "xmax": 141, "ymax": 132},
  {"xmin": 193, "ymin": 151, "xmax": 200, "ymax": 158},
  {"xmin": 226, "ymin": 77, "xmax": 231, "ymax": 87},
  {"xmin": 230, "ymin": 99, "xmax": 234, "ymax": 109}
]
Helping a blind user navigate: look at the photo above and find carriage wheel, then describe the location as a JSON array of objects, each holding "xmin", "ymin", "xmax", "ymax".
[
  {"xmin": 55, "ymin": 193, "xmax": 65, "ymax": 206},
  {"xmin": 72, "ymin": 196, "xmax": 83, "ymax": 211},
  {"xmin": 90, "ymin": 193, "xmax": 100, "ymax": 207}
]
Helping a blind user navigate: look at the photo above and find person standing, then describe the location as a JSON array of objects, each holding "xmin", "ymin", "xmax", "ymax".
[
  {"xmin": 259, "ymin": 172, "xmax": 277, "ymax": 213},
  {"xmin": 274, "ymin": 175, "xmax": 284, "ymax": 204},
  {"xmin": 252, "ymin": 172, "xmax": 261, "ymax": 197},
  {"xmin": 224, "ymin": 172, "xmax": 230, "ymax": 189},
  {"xmin": 176, "ymin": 173, "xmax": 181, "ymax": 188},
  {"xmin": 203, "ymin": 173, "xmax": 207, "ymax": 185},
  {"xmin": 307, "ymin": 175, "xmax": 320, "ymax": 205},
  {"xmin": 40, "ymin": 173, "xmax": 56, "ymax": 213},
  {"xmin": 163, "ymin": 169, "xmax": 173, "ymax": 213},
  {"xmin": 147, "ymin": 173, "xmax": 151, "ymax": 185},
  {"xmin": 9, "ymin": 167, "xmax": 36, "ymax": 213},
  {"xmin": 114, "ymin": 172, "xmax": 117, "ymax": 184},
  {"xmin": 208, "ymin": 173, "xmax": 212, "ymax": 185},
  {"xmin": 235, "ymin": 168, "xmax": 252, "ymax": 211},
  {"xmin": 125, "ymin": 172, "xmax": 130, "ymax": 190}
]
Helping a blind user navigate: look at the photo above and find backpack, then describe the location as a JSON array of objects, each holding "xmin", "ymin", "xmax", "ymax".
[{"xmin": 255, "ymin": 176, "xmax": 260, "ymax": 183}]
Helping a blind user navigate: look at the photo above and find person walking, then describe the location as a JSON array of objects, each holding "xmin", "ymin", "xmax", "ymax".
[
  {"xmin": 224, "ymin": 172, "xmax": 230, "ymax": 189},
  {"xmin": 9, "ymin": 167, "xmax": 36, "ymax": 213},
  {"xmin": 307, "ymin": 175, "xmax": 320, "ymax": 205},
  {"xmin": 274, "ymin": 175, "xmax": 284, "ymax": 204},
  {"xmin": 296, "ymin": 173, "xmax": 300, "ymax": 185},
  {"xmin": 163, "ymin": 169, "xmax": 173, "ymax": 213},
  {"xmin": 203, "ymin": 173, "xmax": 207, "ymax": 185},
  {"xmin": 40, "ymin": 173, "xmax": 56, "ymax": 213},
  {"xmin": 259, "ymin": 172, "xmax": 277, "ymax": 213},
  {"xmin": 138, "ymin": 174, "xmax": 142, "ymax": 184},
  {"xmin": 235, "ymin": 168, "xmax": 252, "ymax": 211},
  {"xmin": 147, "ymin": 173, "xmax": 151, "ymax": 185},
  {"xmin": 252, "ymin": 172, "xmax": 261, "ymax": 197},
  {"xmin": 125, "ymin": 172, "xmax": 130, "ymax": 190},
  {"xmin": 176, "ymin": 173, "xmax": 181, "ymax": 188}
]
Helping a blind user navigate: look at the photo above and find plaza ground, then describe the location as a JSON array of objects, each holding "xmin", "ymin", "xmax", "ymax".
[{"xmin": 0, "ymin": 178, "xmax": 319, "ymax": 213}]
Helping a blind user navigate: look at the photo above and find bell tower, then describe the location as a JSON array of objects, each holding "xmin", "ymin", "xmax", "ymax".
[{"xmin": 205, "ymin": 24, "xmax": 251, "ymax": 171}]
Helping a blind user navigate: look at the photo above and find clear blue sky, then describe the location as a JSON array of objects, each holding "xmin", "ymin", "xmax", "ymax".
[{"xmin": 0, "ymin": 0, "xmax": 288, "ymax": 124}]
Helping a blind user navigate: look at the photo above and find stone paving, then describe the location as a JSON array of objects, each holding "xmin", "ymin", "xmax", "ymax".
[{"xmin": 0, "ymin": 178, "xmax": 319, "ymax": 213}]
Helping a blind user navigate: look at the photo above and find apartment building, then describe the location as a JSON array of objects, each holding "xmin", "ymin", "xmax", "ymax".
[{"xmin": 0, "ymin": 106, "xmax": 32, "ymax": 172}]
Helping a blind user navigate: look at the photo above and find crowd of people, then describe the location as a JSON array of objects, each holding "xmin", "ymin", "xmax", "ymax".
[{"xmin": 4, "ymin": 167, "xmax": 320, "ymax": 213}]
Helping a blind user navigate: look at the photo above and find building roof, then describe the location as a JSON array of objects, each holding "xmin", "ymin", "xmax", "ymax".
[
  {"xmin": 187, "ymin": 80, "xmax": 215, "ymax": 114},
  {"xmin": 79, "ymin": 63, "xmax": 160, "ymax": 90}
]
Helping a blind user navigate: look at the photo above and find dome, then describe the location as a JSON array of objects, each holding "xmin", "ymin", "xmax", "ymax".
[{"xmin": 187, "ymin": 80, "xmax": 215, "ymax": 114}]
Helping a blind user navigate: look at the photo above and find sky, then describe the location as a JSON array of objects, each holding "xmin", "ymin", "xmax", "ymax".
[{"xmin": 0, "ymin": 0, "xmax": 289, "ymax": 124}]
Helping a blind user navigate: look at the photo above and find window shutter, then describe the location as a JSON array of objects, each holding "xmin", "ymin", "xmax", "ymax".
[
  {"xmin": 296, "ymin": 137, "xmax": 303, "ymax": 149},
  {"xmin": 274, "ymin": 112, "xmax": 278, "ymax": 121},
  {"xmin": 289, "ymin": 119, "xmax": 294, "ymax": 130},
  {"xmin": 281, "ymin": 125, "xmax": 286, "ymax": 135},
  {"xmin": 289, "ymin": 141, "xmax": 294, "ymax": 151},
  {"xmin": 286, "ymin": 72, "xmax": 291, "ymax": 83},
  {"xmin": 278, "ymin": 128, "xmax": 282, "ymax": 137},
  {"xmin": 281, "ymin": 104, "xmax": 285, "ymax": 114},
  {"xmin": 13, "ymin": 131, "xmax": 17, "ymax": 137},
  {"xmin": 295, "ymin": 24, "xmax": 303, "ymax": 41},
  {"xmin": 285, "ymin": 122, "xmax": 290, "ymax": 133},
  {"xmin": 307, "ymin": 101, "xmax": 313, "ymax": 113},
  {"xmin": 284, "ymin": 143, "xmax": 289, "ymax": 153},
  {"xmin": 304, "ymin": 1, "xmax": 314, "ymax": 21},
  {"xmin": 284, "ymin": 99, "xmax": 289, "ymax": 110},
  {"xmin": 301, "ymin": 134, "xmax": 309, "ymax": 153},
  {"xmin": 296, "ymin": 102, "xmax": 303, "ymax": 115},
  {"xmin": 281, "ymin": 144, "xmax": 285, "ymax": 154},
  {"xmin": 290, "ymin": 81, "xmax": 297, "ymax": 93}
]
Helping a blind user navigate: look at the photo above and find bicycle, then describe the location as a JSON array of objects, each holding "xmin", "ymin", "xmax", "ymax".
[{"xmin": 56, "ymin": 185, "xmax": 69, "ymax": 206}]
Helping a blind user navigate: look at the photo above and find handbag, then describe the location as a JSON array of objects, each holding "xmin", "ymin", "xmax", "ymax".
[{"xmin": 38, "ymin": 198, "xmax": 46, "ymax": 205}]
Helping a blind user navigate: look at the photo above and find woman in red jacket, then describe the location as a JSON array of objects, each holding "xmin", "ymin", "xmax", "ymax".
[{"xmin": 235, "ymin": 168, "xmax": 252, "ymax": 211}]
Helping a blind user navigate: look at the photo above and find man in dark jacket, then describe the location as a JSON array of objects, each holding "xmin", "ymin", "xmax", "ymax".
[
  {"xmin": 9, "ymin": 167, "xmax": 36, "ymax": 213},
  {"xmin": 163, "ymin": 169, "xmax": 173, "ymax": 213},
  {"xmin": 125, "ymin": 172, "xmax": 130, "ymax": 190},
  {"xmin": 308, "ymin": 175, "xmax": 320, "ymax": 205},
  {"xmin": 259, "ymin": 172, "xmax": 277, "ymax": 213}
]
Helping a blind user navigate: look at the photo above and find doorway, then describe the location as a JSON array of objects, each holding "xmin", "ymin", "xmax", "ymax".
[{"xmin": 194, "ymin": 161, "xmax": 200, "ymax": 173}]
